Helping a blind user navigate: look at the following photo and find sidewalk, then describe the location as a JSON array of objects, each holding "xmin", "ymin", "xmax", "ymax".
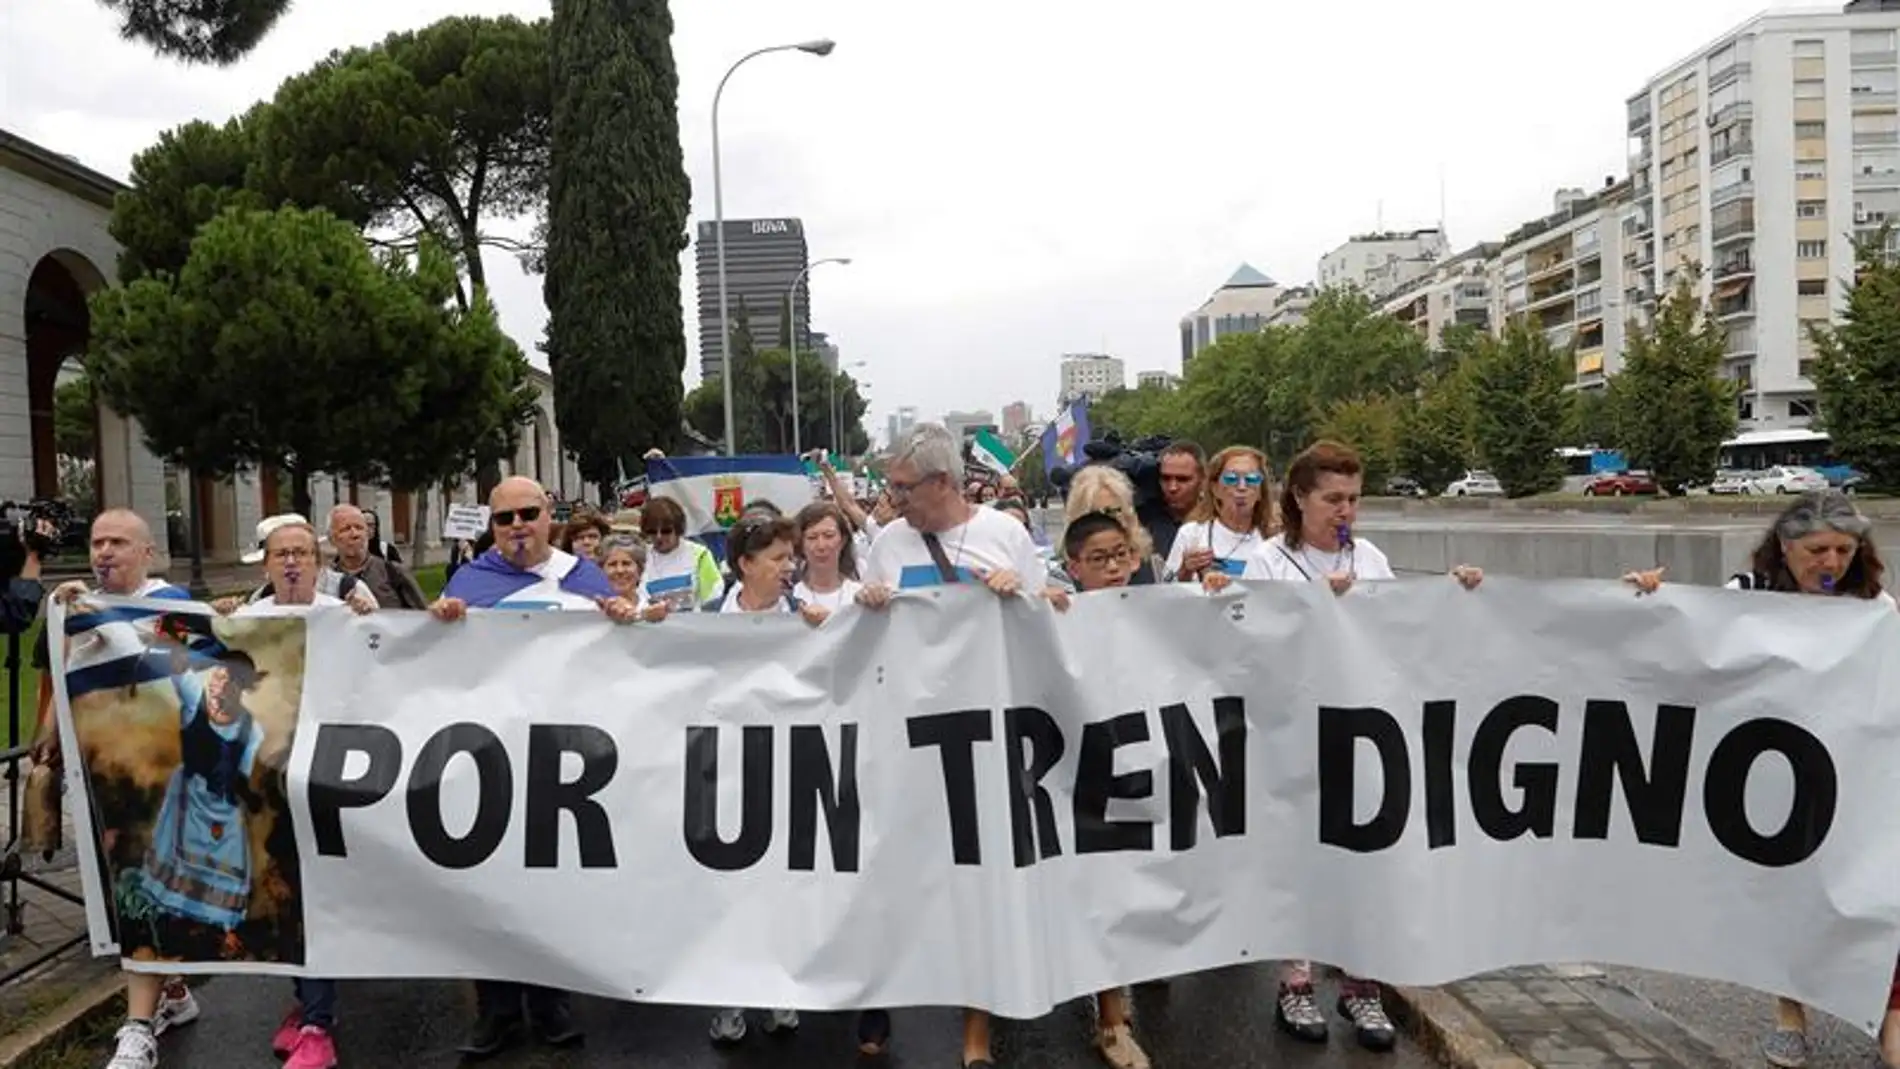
[{"xmin": 1395, "ymin": 964, "xmax": 1883, "ymax": 1069}]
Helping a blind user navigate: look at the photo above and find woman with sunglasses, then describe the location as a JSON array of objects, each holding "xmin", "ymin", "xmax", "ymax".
[
  {"xmin": 1241, "ymin": 440, "xmax": 1481, "ymax": 1052},
  {"xmin": 1164, "ymin": 446, "xmax": 1276, "ymax": 583},
  {"xmin": 640, "ymin": 497, "xmax": 722, "ymax": 613}
]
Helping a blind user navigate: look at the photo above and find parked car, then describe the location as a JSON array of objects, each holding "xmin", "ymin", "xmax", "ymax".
[
  {"xmin": 1751, "ymin": 466, "xmax": 1829, "ymax": 495},
  {"xmin": 1708, "ymin": 471, "xmax": 1759, "ymax": 495},
  {"xmin": 1841, "ymin": 472, "xmax": 1867, "ymax": 495},
  {"xmin": 1384, "ymin": 475, "xmax": 1428, "ymax": 498},
  {"xmin": 1443, "ymin": 470, "xmax": 1505, "ymax": 497},
  {"xmin": 1583, "ymin": 471, "xmax": 1660, "ymax": 497}
]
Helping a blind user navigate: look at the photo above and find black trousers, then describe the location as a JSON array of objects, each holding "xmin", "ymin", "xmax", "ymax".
[{"xmin": 475, "ymin": 980, "xmax": 568, "ymax": 1020}]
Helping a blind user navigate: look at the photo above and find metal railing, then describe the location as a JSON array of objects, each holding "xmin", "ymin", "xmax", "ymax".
[{"xmin": 2, "ymin": 624, "xmax": 86, "ymax": 987}]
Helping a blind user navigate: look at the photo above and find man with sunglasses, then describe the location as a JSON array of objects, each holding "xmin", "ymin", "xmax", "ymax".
[{"xmin": 427, "ymin": 476, "xmax": 639, "ymax": 1058}]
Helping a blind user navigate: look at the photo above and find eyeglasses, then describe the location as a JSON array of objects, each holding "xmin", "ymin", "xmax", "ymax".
[
  {"xmin": 647, "ymin": 526, "xmax": 677, "ymax": 537},
  {"xmin": 1081, "ymin": 547, "xmax": 1135, "ymax": 569},
  {"xmin": 1219, "ymin": 471, "xmax": 1265, "ymax": 488},
  {"xmin": 887, "ymin": 474, "xmax": 938, "ymax": 499},
  {"xmin": 269, "ymin": 548, "xmax": 316, "ymax": 563},
  {"xmin": 492, "ymin": 506, "xmax": 543, "ymax": 526}
]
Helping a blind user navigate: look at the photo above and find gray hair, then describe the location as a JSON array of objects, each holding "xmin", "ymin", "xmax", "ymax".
[
  {"xmin": 1774, "ymin": 489, "xmax": 1871, "ymax": 543},
  {"xmin": 599, "ymin": 534, "xmax": 647, "ymax": 568},
  {"xmin": 893, "ymin": 423, "xmax": 964, "ymax": 480}
]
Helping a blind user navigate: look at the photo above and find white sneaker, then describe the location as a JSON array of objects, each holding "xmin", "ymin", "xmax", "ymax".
[
  {"xmin": 152, "ymin": 983, "xmax": 200, "ymax": 1037},
  {"xmin": 104, "ymin": 1022, "xmax": 159, "ymax": 1069},
  {"xmin": 762, "ymin": 1008, "xmax": 800, "ymax": 1034},
  {"xmin": 708, "ymin": 1007, "xmax": 747, "ymax": 1045}
]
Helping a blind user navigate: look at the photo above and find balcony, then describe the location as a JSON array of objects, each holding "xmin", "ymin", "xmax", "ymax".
[
  {"xmin": 1711, "ymin": 180, "xmax": 1754, "ymax": 207},
  {"xmin": 1853, "ymin": 50, "xmax": 1898, "ymax": 68},
  {"xmin": 1713, "ymin": 138, "xmax": 1755, "ymax": 166},
  {"xmin": 1628, "ymin": 243, "xmax": 1655, "ymax": 268},
  {"xmin": 1856, "ymin": 165, "xmax": 1900, "ymax": 187},
  {"xmin": 1724, "ymin": 331, "xmax": 1758, "ymax": 357},
  {"xmin": 1711, "ymin": 101, "xmax": 1754, "ymax": 129},
  {"xmin": 1854, "ymin": 89, "xmax": 1900, "ymax": 107},
  {"xmin": 1855, "ymin": 130, "xmax": 1900, "ymax": 147},
  {"xmin": 1714, "ymin": 252, "xmax": 1755, "ymax": 280},
  {"xmin": 1713, "ymin": 211, "xmax": 1756, "ymax": 244}
]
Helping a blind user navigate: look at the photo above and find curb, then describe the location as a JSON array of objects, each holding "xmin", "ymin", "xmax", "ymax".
[
  {"xmin": 1384, "ymin": 984, "xmax": 1534, "ymax": 1069},
  {"xmin": 0, "ymin": 969, "xmax": 123, "ymax": 1069}
]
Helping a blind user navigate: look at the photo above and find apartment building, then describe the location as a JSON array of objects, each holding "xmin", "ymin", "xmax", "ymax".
[
  {"xmin": 1001, "ymin": 401, "xmax": 1032, "ymax": 439},
  {"xmin": 1179, "ymin": 264, "xmax": 1283, "ymax": 367},
  {"xmin": 1626, "ymin": 0, "xmax": 1900, "ymax": 431},
  {"xmin": 885, "ymin": 406, "xmax": 918, "ymax": 449},
  {"xmin": 1059, "ymin": 352, "xmax": 1126, "ymax": 402},
  {"xmin": 1380, "ymin": 242, "xmax": 1500, "ymax": 349},
  {"xmin": 1491, "ymin": 180, "xmax": 1633, "ymax": 389},
  {"xmin": 1317, "ymin": 229, "xmax": 1450, "ymax": 299},
  {"xmin": 1136, "ymin": 370, "xmax": 1181, "ymax": 390},
  {"xmin": 1266, "ymin": 285, "xmax": 1317, "ymax": 328}
]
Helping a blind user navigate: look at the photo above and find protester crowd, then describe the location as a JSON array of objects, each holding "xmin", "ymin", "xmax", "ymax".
[{"xmin": 19, "ymin": 422, "xmax": 1900, "ymax": 1069}]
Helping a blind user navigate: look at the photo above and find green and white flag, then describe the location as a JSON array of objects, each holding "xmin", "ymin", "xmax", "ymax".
[{"xmin": 970, "ymin": 428, "xmax": 1018, "ymax": 476}]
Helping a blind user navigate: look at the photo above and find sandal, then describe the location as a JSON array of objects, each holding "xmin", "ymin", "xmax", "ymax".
[{"xmin": 1097, "ymin": 1022, "xmax": 1152, "ymax": 1069}]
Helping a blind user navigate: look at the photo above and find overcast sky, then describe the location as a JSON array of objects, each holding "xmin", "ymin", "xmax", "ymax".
[{"xmin": 6, "ymin": 0, "xmax": 1778, "ymax": 441}]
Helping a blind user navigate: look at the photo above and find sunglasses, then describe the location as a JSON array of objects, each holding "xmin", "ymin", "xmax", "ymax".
[
  {"xmin": 491, "ymin": 506, "xmax": 543, "ymax": 526},
  {"xmin": 647, "ymin": 526, "xmax": 678, "ymax": 537},
  {"xmin": 1219, "ymin": 471, "xmax": 1265, "ymax": 488}
]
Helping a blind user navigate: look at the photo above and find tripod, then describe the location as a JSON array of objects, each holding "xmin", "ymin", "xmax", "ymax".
[{"xmin": 2, "ymin": 625, "xmax": 86, "ymax": 985}]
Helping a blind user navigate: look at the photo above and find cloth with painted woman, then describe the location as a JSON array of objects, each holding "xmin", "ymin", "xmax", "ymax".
[{"xmin": 131, "ymin": 613, "xmax": 273, "ymax": 957}]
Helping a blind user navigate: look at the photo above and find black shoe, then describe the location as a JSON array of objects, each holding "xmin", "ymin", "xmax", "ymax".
[
  {"xmin": 533, "ymin": 1001, "xmax": 584, "ymax": 1047},
  {"xmin": 457, "ymin": 1013, "xmax": 525, "ymax": 1060},
  {"xmin": 856, "ymin": 1009, "xmax": 892, "ymax": 1056}
]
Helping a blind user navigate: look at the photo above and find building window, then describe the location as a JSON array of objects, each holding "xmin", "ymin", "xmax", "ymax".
[
  {"xmin": 1789, "ymin": 399, "xmax": 1818, "ymax": 418},
  {"xmin": 1797, "ymin": 200, "xmax": 1828, "ymax": 218},
  {"xmin": 1795, "ymin": 39, "xmax": 1826, "ymax": 59},
  {"xmin": 1796, "ymin": 120, "xmax": 1827, "ymax": 140},
  {"xmin": 1799, "ymin": 278, "xmax": 1828, "ymax": 296},
  {"xmin": 1799, "ymin": 359, "xmax": 1818, "ymax": 381},
  {"xmin": 1797, "ymin": 162, "xmax": 1827, "ymax": 179},
  {"xmin": 1795, "ymin": 80, "xmax": 1827, "ymax": 100},
  {"xmin": 1798, "ymin": 240, "xmax": 1828, "ymax": 259}
]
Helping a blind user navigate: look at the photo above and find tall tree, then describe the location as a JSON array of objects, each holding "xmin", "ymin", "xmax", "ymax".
[
  {"xmin": 96, "ymin": 0, "xmax": 289, "ymax": 64},
  {"xmin": 110, "ymin": 115, "xmax": 264, "ymax": 281},
  {"xmin": 1468, "ymin": 319, "xmax": 1569, "ymax": 497},
  {"xmin": 251, "ymin": 15, "xmax": 551, "ymax": 302},
  {"xmin": 1316, "ymin": 395, "xmax": 1404, "ymax": 488},
  {"xmin": 543, "ymin": 0, "xmax": 690, "ymax": 487},
  {"xmin": 358, "ymin": 241, "xmax": 539, "ymax": 559},
  {"xmin": 1399, "ymin": 365, "xmax": 1476, "ymax": 494},
  {"xmin": 88, "ymin": 206, "xmax": 504, "ymax": 516},
  {"xmin": 1810, "ymin": 228, "xmax": 1900, "ymax": 487},
  {"xmin": 1607, "ymin": 276, "xmax": 1736, "ymax": 493}
]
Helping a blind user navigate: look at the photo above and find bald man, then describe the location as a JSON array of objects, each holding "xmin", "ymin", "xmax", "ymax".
[
  {"xmin": 30, "ymin": 509, "xmax": 206, "ymax": 1067},
  {"xmin": 428, "ymin": 477, "xmax": 638, "ymax": 1057},
  {"xmin": 326, "ymin": 504, "xmax": 426, "ymax": 609}
]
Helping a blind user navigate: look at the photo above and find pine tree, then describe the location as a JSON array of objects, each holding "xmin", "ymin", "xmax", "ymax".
[
  {"xmin": 1810, "ymin": 228, "xmax": 1900, "ymax": 487},
  {"xmin": 544, "ymin": 0, "xmax": 690, "ymax": 493},
  {"xmin": 1468, "ymin": 318, "xmax": 1569, "ymax": 497},
  {"xmin": 1606, "ymin": 275, "xmax": 1736, "ymax": 493}
]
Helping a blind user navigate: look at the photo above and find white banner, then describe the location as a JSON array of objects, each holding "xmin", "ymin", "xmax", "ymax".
[{"xmin": 53, "ymin": 578, "xmax": 1900, "ymax": 1032}]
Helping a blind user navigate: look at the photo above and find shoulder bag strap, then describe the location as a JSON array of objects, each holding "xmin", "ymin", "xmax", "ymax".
[{"xmin": 920, "ymin": 532, "xmax": 963, "ymax": 584}]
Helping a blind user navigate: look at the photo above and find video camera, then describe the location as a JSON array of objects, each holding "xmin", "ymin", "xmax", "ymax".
[
  {"xmin": 0, "ymin": 498, "xmax": 74, "ymax": 572},
  {"xmin": 1049, "ymin": 432, "xmax": 1175, "ymax": 514}
]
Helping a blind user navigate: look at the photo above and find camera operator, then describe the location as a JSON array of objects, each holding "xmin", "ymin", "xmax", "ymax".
[
  {"xmin": 1141, "ymin": 440, "xmax": 1207, "ymax": 565},
  {"xmin": 0, "ymin": 508, "xmax": 53, "ymax": 635}
]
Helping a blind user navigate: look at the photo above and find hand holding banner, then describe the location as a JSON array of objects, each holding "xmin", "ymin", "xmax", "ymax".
[{"xmin": 48, "ymin": 579, "xmax": 1900, "ymax": 1034}]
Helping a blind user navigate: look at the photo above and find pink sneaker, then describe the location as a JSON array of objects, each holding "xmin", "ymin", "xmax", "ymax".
[
  {"xmin": 271, "ymin": 1010, "xmax": 303, "ymax": 1057},
  {"xmin": 284, "ymin": 1025, "xmax": 338, "ymax": 1069}
]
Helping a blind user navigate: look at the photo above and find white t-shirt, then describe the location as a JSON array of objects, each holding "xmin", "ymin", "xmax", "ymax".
[
  {"xmin": 1258, "ymin": 533, "xmax": 1395, "ymax": 583},
  {"xmin": 853, "ymin": 515, "xmax": 882, "ymax": 560},
  {"xmin": 718, "ymin": 585, "xmax": 795, "ymax": 614},
  {"xmin": 1724, "ymin": 574, "xmax": 1900, "ymax": 609},
  {"xmin": 793, "ymin": 577, "xmax": 862, "ymax": 611},
  {"xmin": 864, "ymin": 508, "xmax": 1048, "ymax": 593},
  {"xmin": 237, "ymin": 592, "xmax": 345, "ymax": 616},
  {"xmin": 645, "ymin": 541, "xmax": 713, "ymax": 613},
  {"xmin": 493, "ymin": 549, "xmax": 601, "ymax": 611},
  {"xmin": 1164, "ymin": 520, "xmax": 1272, "ymax": 580}
]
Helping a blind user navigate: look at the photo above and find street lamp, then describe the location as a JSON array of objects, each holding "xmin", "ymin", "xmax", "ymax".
[
  {"xmin": 713, "ymin": 38, "xmax": 837, "ymax": 457},
  {"xmin": 787, "ymin": 256, "xmax": 850, "ymax": 455},
  {"xmin": 831, "ymin": 359, "xmax": 868, "ymax": 456}
]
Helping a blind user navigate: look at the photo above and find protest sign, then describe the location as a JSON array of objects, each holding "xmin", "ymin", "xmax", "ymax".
[
  {"xmin": 441, "ymin": 504, "xmax": 489, "ymax": 541},
  {"xmin": 48, "ymin": 578, "xmax": 1900, "ymax": 1031}
]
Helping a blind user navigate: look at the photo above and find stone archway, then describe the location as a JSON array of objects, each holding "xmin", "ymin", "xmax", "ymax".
[{"xmin": 25, "ymin": 250, "xmax": 105, "ymax": 518}]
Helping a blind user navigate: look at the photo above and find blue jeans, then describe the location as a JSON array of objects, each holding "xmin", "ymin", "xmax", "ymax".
[{"xmin": 295, "ymin": 978, "xmax": 337, "ymax": 1029}]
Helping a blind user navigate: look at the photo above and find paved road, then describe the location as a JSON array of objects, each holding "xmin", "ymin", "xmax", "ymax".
[
  {"xmin": 1601, "ymin": 965, "xmax": 1885, "ymax": 1069},
  {"xmin": 99, "ymin": 966, "xmax": 1432, "ymax": 1068}
]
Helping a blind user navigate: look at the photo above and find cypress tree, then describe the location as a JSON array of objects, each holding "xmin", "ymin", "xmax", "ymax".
[{"xmin": 544, "ymin": 0, "xmax": 689, "ymax": 494}]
